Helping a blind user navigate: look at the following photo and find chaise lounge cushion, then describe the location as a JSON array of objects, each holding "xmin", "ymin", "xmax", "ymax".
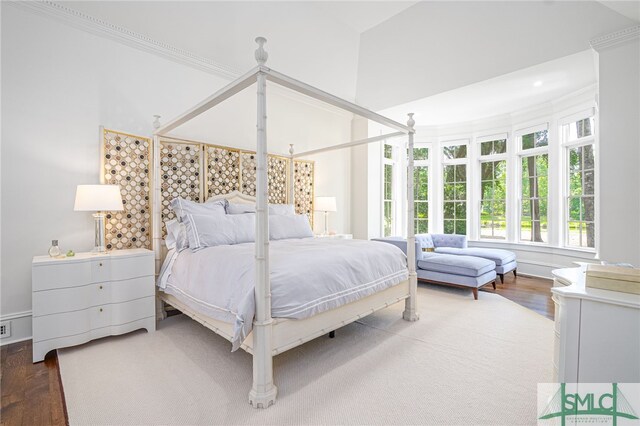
[
  {"xmin": 434, "ymin": 247, "xmax": 516, "ymax": 266},
  {"xmin": 418, "ymin": 252, "xmax": 495, "ymax": 277}
]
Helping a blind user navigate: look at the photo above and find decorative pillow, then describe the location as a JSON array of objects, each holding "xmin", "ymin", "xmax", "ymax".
[
  {"xmin": 226, "ymin": 202, "xmax": 296, "ymax": 216},
  {"xmin": 183, "ymin": 213, "xmax": 256, "ymax": 250},
  {"xmin": 165, "ymin": 219, "xmax": 189, "ymax": 251},
  {"xmin": 170, "ymin": 197, "xmax": 227, "ymax": 222},
  {"xmin": 269, "ymin": 214, "xmax": 314, "ymax": 240}
]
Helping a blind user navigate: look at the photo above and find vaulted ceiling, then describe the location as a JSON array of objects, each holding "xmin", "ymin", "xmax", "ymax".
[{"xmin": 56, "ymin": 1, "xmax": 637, "ymax": 123}]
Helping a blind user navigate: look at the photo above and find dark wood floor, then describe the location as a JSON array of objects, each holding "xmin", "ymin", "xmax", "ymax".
[{"xmin": 0, "ymin": 272, "xmax": 552, "ymax": 425}]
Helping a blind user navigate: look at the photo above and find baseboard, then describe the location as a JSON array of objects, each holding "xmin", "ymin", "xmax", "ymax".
[{"xmin": 0, "ymin": 311, "xmax": 33, "ymax": 346}]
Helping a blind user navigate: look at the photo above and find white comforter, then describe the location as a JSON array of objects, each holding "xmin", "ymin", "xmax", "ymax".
[{"xmin": 158, "ymin": 238, "xmax": 408, "ymax": 351}]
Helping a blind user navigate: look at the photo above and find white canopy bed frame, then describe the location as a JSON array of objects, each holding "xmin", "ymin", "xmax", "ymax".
[{"xmin": 153, "ymin": 37, "xmax": 419, "ymax": 408}]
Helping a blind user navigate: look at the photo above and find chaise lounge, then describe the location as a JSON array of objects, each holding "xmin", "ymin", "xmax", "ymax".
[
  {"xmin": 420, "ymin": 234, "xmax": 517, "ymax": 283},
  {"xmin": 373, "ymin": 237, "xmax": 497, "ymax": 300}
]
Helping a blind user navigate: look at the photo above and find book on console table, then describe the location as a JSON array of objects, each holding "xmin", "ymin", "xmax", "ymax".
[{"xmin": 586, "ymin": 264, "xmax": 640, "ymax": 295}]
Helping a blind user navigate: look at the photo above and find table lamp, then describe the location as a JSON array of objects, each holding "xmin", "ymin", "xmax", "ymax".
[
  {"xmin": 74, "ymin": 184, "xmax": 124, "ymax": 252},
  {"xmin": 315, "ymin": 196, "xmax": 337, "ymax": 235}
]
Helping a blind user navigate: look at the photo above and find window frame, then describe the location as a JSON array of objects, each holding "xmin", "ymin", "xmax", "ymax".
[
  {"xmin": 381, "ymin": 141, "xmax": 401, "ymax": 237},
  {"xmin": 441, "ymin": 139, "xmax": 469, "ymax": 236},
  {"xmin": 413, "ymin": 143, "xmax": 431, "ymax": 234},
  {"xmin": 560, "ymin": 111, "xmax": 597, "ymax": 252},
  {"xmin": 477, "ymin": 134, "xmax": 508, "ymax": 241},
  {"xmin": 516, "ymin": 123, "xmax": 550, "ymax": 245}
]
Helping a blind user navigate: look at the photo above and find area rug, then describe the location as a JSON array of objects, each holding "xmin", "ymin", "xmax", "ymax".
[{"xmin": 58, "ymin": 285, "xmax": 553, "ymax": 425}]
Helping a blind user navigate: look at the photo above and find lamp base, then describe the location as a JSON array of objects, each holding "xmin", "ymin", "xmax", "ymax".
[{"xmin": 93, "ymin": 212, "xmax": 107, "ymax": 253}]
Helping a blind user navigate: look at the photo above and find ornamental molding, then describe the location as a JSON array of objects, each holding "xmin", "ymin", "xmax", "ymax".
[
  {"xmin": 7, "ymin": 0, "xmax": 241, "ymax": 80},
  {"xmin": 590, "ymin": 25, "xmax": 640, "ymax": 51}
]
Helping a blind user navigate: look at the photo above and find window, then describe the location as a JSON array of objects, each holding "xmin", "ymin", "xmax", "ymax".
[
  {"xmin": 413, "ymin": 147, "xmax": 429, "ymax": 233},
  {"xmin": 480, "ymin": 138, "xmax": 507, "ymax": 155},
  {"xmin": 383, "ymin": 143, "xmax": 395, "ymax": 237},
  {"xmin": 520, "ymin": 153, "xmax": 549, "ymax": 243},
  {"xmin": 442, "ymin": 141, "xmax": 468, "ymax": 235},
  {"xmin": 563, "ymin": 116, "xmax": 596, "ymax": 249},
  {"xmin": 519, "ymin": 128, "xmax": 548, "ymax": 243},
  {"xmin": 480, "ymin": 160, "xmax": 507, "ymax": 239}
]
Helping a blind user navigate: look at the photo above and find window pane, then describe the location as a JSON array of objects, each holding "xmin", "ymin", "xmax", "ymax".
[
  {"xmin": 444, "ymin": 165, "xmax": 455, "ymax": 183},
  {"xmin": 494, "ymin": 139, "xmax": 507, "ymax": 154},
  {"xmin": 443, "ymin": 202, "xmax": 455, "ymax": 219},
  {"xmin": 455, "ymin": 145, "xmax": 467, "ymax": 159},
  {"xmin": 522, "ymin": 133, "xmax": 534, "ymax": 150},
  {"xmin": 414, "ymin": 147, "xmax": 428, "ymax": 161},
  {"xmin": 520, "ymin": 154, "xmax": 548, "ymax": 243},
  {"xmin": 443, "ymin": 146, "xmax": 456, "ymax": 160},
  {"xmin": 455, "ymin": 220, "xmax": 466, "ymax": 235},
  {"xmin": 481, "ymin": 141, "xmax": 493, "ymax": 156},
  {"xmin": 444, "ymin": 184, "xmax": 455, "ymax": 200},
  {"xmin": 535, "ymin": 130, "xmax": 548, "ymax": 148},
  {"xmin": 566, "ymin": 143, "xmax": 596, "ymax": 248},
  {"xmin": 384, "ymin": 144, "xmax": 393, "ymax": 159},
  {"xmin": 454, "ymin": 183, "xmax": 466, "ymax": 200},
  {"xmin": 565, "ymin": 117, "xmax": 594, "ymax": 141},
  {"xmin": 444, "ymin": 220, "xmax": 455, "ymax": 234},
  {"xmin": 481, "ymin": 181, "xmax": 493, "ymax": 199},
  {"xmin": 481, "ymin": 162, "xmax": 493, "ymax": 180}
]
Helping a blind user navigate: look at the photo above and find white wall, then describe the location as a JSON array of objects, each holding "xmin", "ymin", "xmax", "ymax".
[
  {"xmin": 0, "ymin": 4, "xmax": 352, "ymax": 344},
  {"xmin": 356, "ymin": 1, "xmax": 636, "ymax": 110},
  {"xmin": 595, "ymin": 35, "xmax": 640, "ymax": 265}
]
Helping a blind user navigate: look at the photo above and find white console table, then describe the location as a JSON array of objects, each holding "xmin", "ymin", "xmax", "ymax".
[{"xmin": 551, "ymin": 264, "xmax": 640, "ymax": 383}]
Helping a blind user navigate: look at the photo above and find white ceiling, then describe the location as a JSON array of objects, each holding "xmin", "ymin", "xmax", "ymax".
[
  {"xmin": 313, "ymin": 1, "xmax": 418, "ymax": 33},
  {"xmin": 598, "ymin": 1, "xmax": 640, "ymax": 22},
  {"xmin": 379, "ymin": 50, "xmax": 597, "ymax": 126}
]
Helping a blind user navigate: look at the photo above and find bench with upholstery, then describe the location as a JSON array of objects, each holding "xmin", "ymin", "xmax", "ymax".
[
  {"xmin": 372, "ymin": 237, "xmax": 497, "ymax": 300},
  {"xmin": 421, "ymin": 234, "xmax": 517, "ymax": 283}
]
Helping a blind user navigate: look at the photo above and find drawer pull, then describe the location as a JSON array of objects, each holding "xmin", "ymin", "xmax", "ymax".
[
  {"xmin": 99, "ymin": 285, "xmax": 103, "ymax": 290},
  {"xmin": 99, "ymin": 308, "xmax": 103, "ymax": 312},
  {"xmin": 98, "ymin": 262, "xmax": 103, "ymax": 267}
]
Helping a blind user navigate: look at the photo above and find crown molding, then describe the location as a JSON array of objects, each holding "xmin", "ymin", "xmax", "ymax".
[
  {"xmin": 590, "ymin": 25, "xmax": 640, "ymax": 51},
  {"xmin": 6, "ymin": 0, "xmax": 241, "ymax": 80}
]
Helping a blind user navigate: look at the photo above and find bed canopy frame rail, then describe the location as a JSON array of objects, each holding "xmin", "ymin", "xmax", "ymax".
[{"xmin": 154, "ymin": 37, "xmax": 418, "ymax": 408}]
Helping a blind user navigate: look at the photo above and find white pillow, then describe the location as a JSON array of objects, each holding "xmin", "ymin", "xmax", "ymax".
[
  {"xmin": 183, "ymin": 213, "xmax": 256, "ymax": 250},
  {"xmin": 227, "ymin": 203, "xmax": 255, "ymax": 215},
  {"xmin": 165, "ymin": 219, "xmax": 189, "ymax": 251},
  {"xmin": 170, "ymin": 197, "xmax": 227, "ymax": 222},
  {"xmin": 226, "ymin": 202, "xmax": 295, "ymax": 216},
  {"xmin": 269, "ymin": 214, "xmax": 314, "ymax": 240},
  {"xmin": 269, "ymin": 204, "xmax": 295, "ymax": 216}
]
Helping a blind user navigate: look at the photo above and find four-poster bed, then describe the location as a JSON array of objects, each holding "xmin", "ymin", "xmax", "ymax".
[{"xmin": 153, "ymin": 37, "xmax": 419, "ymax": 408}]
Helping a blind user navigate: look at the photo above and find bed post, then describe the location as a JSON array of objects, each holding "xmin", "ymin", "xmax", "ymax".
[
  {"xmin": 403, "ymin": 113, "xmax": 419, "ymax": 322},
  {"xmin": 288, "ymin": 144, "xmax": 294, "ymax": 205},
  {"xmin": 249, "ymin": 36, "xmax": 278, "ymax": 409}
]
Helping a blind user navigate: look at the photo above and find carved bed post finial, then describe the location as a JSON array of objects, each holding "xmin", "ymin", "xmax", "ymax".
[
  {"xmin": 255, "ymin": 37, "xmax": 268, "ymax": 65},
  {"xmin": 407, "ymin": 112, "xmax": 415, "ymax": 130},
  {"xmin": 153, "ymin": 115, "xmax": 161, "ymax": 130},
  {"xmin": 289, "ymin": 144, "xmax": 294, "ymax": 157}
]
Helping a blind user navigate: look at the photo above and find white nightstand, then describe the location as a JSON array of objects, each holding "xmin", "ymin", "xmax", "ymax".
[
  {"xmin": 315, "ymin": 234, "xmax": 353, "ymax": 239},
  {"xmin": 31, "ymin": 248, "xmax": 155, "ymax": 362}
]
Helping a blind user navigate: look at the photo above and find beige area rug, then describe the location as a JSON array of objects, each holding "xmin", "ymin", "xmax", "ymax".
[{"xmin": 58, "ymin": 285, "xmax": 553, "ymax": 425}]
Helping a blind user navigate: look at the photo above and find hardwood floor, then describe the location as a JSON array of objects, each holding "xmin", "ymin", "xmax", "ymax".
[
  {"xmin": 0, "ymin": 341, "xmax": 67, "ymax": 426},
  {"xmin": 481, "ymin": 271, "xmax": 555, "ymax": 320},
  {"xmin": 0, "ymin": 273, "xmax": 553, "ymax": 425}
]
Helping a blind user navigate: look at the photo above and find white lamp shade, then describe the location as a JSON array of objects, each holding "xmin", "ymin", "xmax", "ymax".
[
  {"xmin": 74, "ymin": 185, "xmax": 124, "ymax": 211},
  {"xmin": 315, "ymin": 196, "xmax": 337, "ymax": 212}
]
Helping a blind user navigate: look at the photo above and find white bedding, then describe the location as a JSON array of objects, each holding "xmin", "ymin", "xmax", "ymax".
[{"xmin": 158, "ymin": 238, "xmax": 408, "ymax": 351}]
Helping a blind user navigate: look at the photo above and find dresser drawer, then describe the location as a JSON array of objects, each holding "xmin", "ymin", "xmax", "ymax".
[
  {"xmin": 33, "ymin": 296, "xmax": 155, "ymax": 342},
  {"xmin": 111, "ymin": 255, "xmax": 154, "ymax": 281},
  {"xmin": 33, "ymin": 276, "xmax": 155, "ymax": 317},
  {"xmin": 32, "ymin": 258, "xmax": 110, "ymax": 291}
]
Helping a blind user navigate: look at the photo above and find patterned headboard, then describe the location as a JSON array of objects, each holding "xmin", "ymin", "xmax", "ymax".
[{"xmin": 156, "ymin": 137, "xmax": 314, "ymax": 237}]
